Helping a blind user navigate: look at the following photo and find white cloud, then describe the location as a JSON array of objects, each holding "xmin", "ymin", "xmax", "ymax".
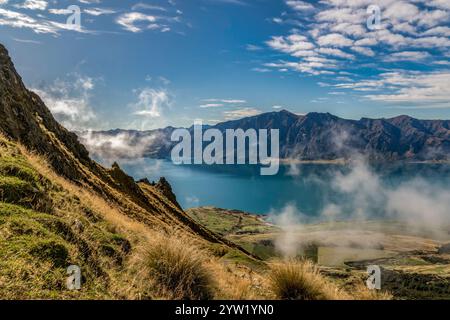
[
  {"xmin": 425, "ymin": 0, "xmax": 450, "ymax": 10},
  {"xmin": 32, "ymin": 74, "xmax": 97, "ymax": 131},
  {"xmin": 48, "ymin": 8, "xmax": 72, "ymax": 15},
  {"xmin": 116, "ymin": 12, "xmax": 159, "ymax": 33},
  {"xmin": 18, "ymin": 0, "xmax": 48, "ymax": 11},
  {"xmin": 84, "ymin": 8, "xmax": 116, "ymax": 16},
  {"xmin": 262, "ymin": 0, "xmax": 450, "ymax": 112},
  {"xmin": 317, "ymin": 47, "xmax": 354, "ymax": 59},
  {"xmin": 423, "ymin": 26, "xmax": 450, "ymax": 37},
  {"xmin": 351, "ymin": 46, "xmax": 375, "ymax": 56},
  {"xmin": 363, "ymin": 71, "xmax": 450, "ymax": 106},
  {"xmin": 78, "ymin": 131, "xmax": 164, "ymax": 164},
  {"xmin": 285, "ymin": 0, "xmax": 314, "ymax": 11},
  {"xmin": 199, "ymin": 98, "xmax": 247, "ymax": 108},
  {"xmin": 0, "ymin": 6, "xmax": 90, "ymax": 34},
  {"xmin": 132, "ymin": 88, "xmax": 171, "ymax": 117},
  {"xmin": 78, "ymin": 0, "xmax": 101, "ymax": 4},
  {"xmin": 200, "ymin": 103, "xmax": 224, "ymax": 108},
  {"xmin": 0, "ymin": 8, "xmax": 58, "ymax": 34},
  {"xmin": 266, "ymin": 34, "xmax": 315, "ymax": 54},
  {"xmin": 131, "ymin": 3, "xmax": 168, "ymax": 11},
  {"xmin": 317, "ymin": 33, "xmax": 353, "ymax": 47},
  {"xmin": 223, "ymin": 107, "xmax": 261, "ymax": 120},
  {"xmin": 384, "ymin": 1, "xmax": 420, "ymax": 23},
  {"xmin": 385, "ymin": 51, "xmax": 431, "ymax": 62}
]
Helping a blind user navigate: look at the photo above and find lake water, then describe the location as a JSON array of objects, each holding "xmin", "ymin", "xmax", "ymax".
[{"xmin": 117, "ymin": 159, "xmax": 450, "ymax": 219}]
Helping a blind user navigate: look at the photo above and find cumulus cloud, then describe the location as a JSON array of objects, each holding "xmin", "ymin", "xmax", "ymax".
[
  {"xmin": 116, "ymin": 12, "xmax": 160, "ymax": 33},
  {"xmin": 17, "ymin": 0, "xmax": 48, "ymax": 11},
  {"xmin": 78, "ymin": 130, "xmax": 165, "ymax": 165},
  {"xmin": 285, "ymin": 0, "xmax": 314, "ymax": 11},
  {"xmin": 385, "ymin": 51, "xmax": 431, "ymax": 62},
  {"xmin": 32, "ymin": 74, "xmax": 97, "ymax": 131},
  {"xmin": 362, "ymin": 71, "xmax": 450, "ymax": 106},
  {"xmin": 262, "ymin": 0, "xmax": 450, "ymax": 98},
  {"xmin": 317, "ymin": 33, "xmax": 353, "ymax": 47},
  {"xmin": 131, "ymin": 88, "xmax": 171, "ymax": 117}
]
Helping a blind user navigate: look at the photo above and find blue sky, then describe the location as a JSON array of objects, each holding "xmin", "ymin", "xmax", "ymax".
[{"xmin": 0, "ymin": 0, "xmax": 450, "ymax": 130}]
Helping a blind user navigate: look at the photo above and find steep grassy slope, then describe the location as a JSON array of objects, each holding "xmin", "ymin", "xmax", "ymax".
[
  {"xmin": 0, "ymin": 43, "xmax": 265, "ymax": 299},
  {"xmin": 0, "ymin": 136, "xmax": 130, "ymax": 298}
]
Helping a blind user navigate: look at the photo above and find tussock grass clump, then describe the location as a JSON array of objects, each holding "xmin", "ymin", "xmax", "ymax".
[
  {"xmin": 351, "ymin": 283, "xmax": 393, "ymax": 300},
  {"xmin": 135, "ymin": 233, "xmax": 215, "ymax": 300},
  {"xmin": 269, "ymin": 259, "xmax": 344, "ymax": 300}
]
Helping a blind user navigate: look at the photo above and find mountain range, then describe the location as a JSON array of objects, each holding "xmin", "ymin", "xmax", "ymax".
[{"xmin": 81, "ymin": 110, "xmax": 450, "ymax": 162}]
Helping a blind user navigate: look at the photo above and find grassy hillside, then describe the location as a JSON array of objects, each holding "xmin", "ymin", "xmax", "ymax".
[{"xmin": 0, "ymin": 134, "xmax": 270, "ymax": 299}]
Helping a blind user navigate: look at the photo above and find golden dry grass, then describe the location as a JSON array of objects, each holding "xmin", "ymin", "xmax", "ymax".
[
  {"xmin": 351, "ymin": 282, "xmax": 393, "ymax": 300},
  {"xmin": 269, "ymin": 259, "xmax": 347, "ymax": 300},
  {"xmin": 128, "ymin": 232, "xmax": 215, "ymax": 300}
]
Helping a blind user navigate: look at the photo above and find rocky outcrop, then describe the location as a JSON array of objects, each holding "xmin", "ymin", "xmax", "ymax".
[
  {"xmin": 155, "ymin": 177, "xmax": 182, "ymax": 210},
  {"xmin": 0, "ymin": 44, "xmax": 93, "ymax": 180},
  {"xmin": 438, "ymin": 243, "xmax": 450, "ymax": 254}
]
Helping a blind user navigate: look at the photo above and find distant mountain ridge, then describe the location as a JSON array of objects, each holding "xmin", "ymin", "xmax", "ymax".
[{"xmin": 82, "ymin": 110, "xmax": 450, "ymax": 162}]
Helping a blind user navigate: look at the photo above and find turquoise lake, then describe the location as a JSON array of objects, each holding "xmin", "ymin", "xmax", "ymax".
[{"xmin": 117, "ymin": 159, "xmax": 450, "ymax": 218}]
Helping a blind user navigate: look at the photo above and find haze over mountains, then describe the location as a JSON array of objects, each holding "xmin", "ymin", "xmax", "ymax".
[{"xmin": 80, "ymin": 110, "xmax": 450, "ymax": 162}]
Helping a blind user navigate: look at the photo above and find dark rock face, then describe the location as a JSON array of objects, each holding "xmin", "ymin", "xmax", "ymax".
[
  {"xmin": 438, "ymin": 243, "xmax": 450, "ymax": 254},
  {"xmin": 155, "ymin": 177, "xmax": 182, "ymax": 210},
  {"xmin": 0, "ymin": 44, "xmax": 93, "ymax": 180},
  {"xmin": 91, "ymin": 110, "xmax": 449, "ymax": 162}
]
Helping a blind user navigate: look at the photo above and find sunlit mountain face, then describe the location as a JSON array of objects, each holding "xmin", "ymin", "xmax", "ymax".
[{"xmin": 0, "ymin": 0, "xmax": 449, "ymax": 134}]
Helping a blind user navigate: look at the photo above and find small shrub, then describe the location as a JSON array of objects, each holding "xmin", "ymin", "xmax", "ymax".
[
  {"xmin": 269, "ymin": 259, "xmax": 343, "ymax": 300},
  {"xmin": 140, "ymin": 233, "xmax": 215, "ymax": 300}
]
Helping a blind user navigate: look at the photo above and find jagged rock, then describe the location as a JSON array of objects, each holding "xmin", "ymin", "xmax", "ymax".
[
  {"xmin": 109, "ymin": 162, "xmax": 147, "ymax": 198},
  {"xmin": 137, "ymin": 178, "xmax": 154, "ymax": 186},
  {"xmin": 155, "ymin": 177, "xmax": 182, "ymax": 210}
]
